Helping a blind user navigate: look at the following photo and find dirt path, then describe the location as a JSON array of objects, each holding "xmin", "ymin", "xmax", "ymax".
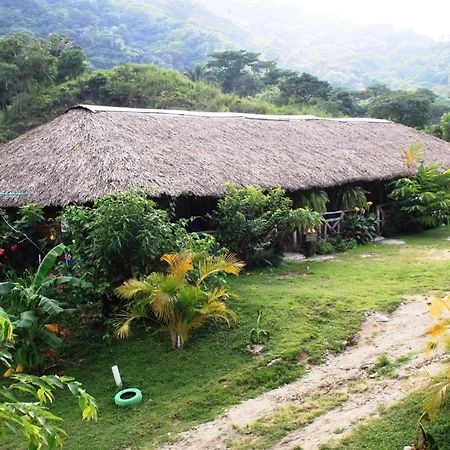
[{"xmin": 161, "ymin": 296, "xmax": 447, "ymax": 450}]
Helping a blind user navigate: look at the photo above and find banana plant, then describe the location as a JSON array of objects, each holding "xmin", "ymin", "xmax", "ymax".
[{"xmin": 0, "ymin": 244, "xmax": 88, "ymax": 373}]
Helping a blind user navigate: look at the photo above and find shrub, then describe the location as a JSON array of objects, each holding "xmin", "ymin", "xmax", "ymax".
[
  {"xmin": 316, "ymin": 235, "xmax": 357, "ymax": 254},
  {"xmin": 342, "ymin": 212, "xmax": 378, "ymax": 245},
  {"xmin": 328, "ymin": 235, "xmax": 357, "ymax": 252},
  {"xmin": 315, "ymin": 239, "xmax": 334, "ymax": 255},
  {"xmin": 389, "ymin": 163, "xmax": 450, "ymax": 231},
  {"xmin": 211, "ymin": 185, "xmax": 301, "ymax": 267},
  {"xmin": 61, "ymin": 189, "xmax": 189, "ymax": 284}
]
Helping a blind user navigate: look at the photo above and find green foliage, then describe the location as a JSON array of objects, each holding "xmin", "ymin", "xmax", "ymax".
[
  {"xmin": 440, "ymin": 112, "xmax": 450, "ymax": 142},
  {"xmin": 249, "ymin": 310, "xmax": 270, "ymax": 345},
  {"xmin": 115, "ymin": 251, "xmax": 244, "ymax": 348},
  {"xmin": 62, "ymin": 189, "xmax": 188, "ymax": 286},
  {"xmin": 0, "ymin": 307, "xmax": 97, "ymax": 449},
  {"xmin": 0, "ymin": 244, "xmax": 88, "ymax": 372},
  {"xmin": 328, "ymin": 235, "xmax": 358, "ymax": 252},
  {"xmin": 211, "ymin": 185, "xmax": 301, "ymax": 267},
  {"xmin": 316, "ymin": 235, "xmax": 357, "ymax": 255},
  {"xmin": 279, "ymin": 72, "xmax": 331, "ymax": 105},
  {"xmin": 367, "ymin": 90, "xmax": 433, "ymax": 128},
  {"xmin": 337, "ymin": 186, "xmax": 368, "ymax": 211},
  {"xmin": 315, "ymin": 240, "xmax": 335, "ymax": 255},
  {"xmin": 342, "ymin": 212, "xmax": 378, "ymax": 245},
  {"xmin": 0, "ymin": 204, "xmax": 50, "ymax": 277},
  {"xmin": 206, "ymin": 50, "xmax": 265, "ymax": 96},
  {"xmin": 56, "ymin": 47, "xmax": 88, "ymax": 82},
  {"xmin": 2, "ymin": 228, "xmax": 448, "ymax": 449},
  {"xmin": 389, "ymin": 163, "xmax": 450, "ymax": 230},
  {"xmin": 294, "ymin": 190, "xmax": 329, "ymax": 214}
]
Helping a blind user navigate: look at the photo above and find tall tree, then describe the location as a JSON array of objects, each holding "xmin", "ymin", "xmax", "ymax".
[
  {"xmin": 56, "ymin": 47, "xmax": 89, "ymax": 82},
  {"xmin": 368, "ymin": 90, "xmax": 433, "ymax": 128},
  {"xmin": 206, "ymin": 50, "xmax": 264, "ymax": 96},
  {"xmin": 280, "ymin": 72, "xmax": 331, "ymax": 104}
]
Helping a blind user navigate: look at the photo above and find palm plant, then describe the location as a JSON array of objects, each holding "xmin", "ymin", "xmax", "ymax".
[
  {"xmin": 115, "ymin": 251, "xmax": 244, "ymax": 348},
  {"xmin": 0, "ymin": 244, "xmax": 87, "ymax": 372}
]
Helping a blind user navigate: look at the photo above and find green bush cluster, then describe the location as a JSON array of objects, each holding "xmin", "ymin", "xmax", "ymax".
[
  {"xmin": 342, "ymin": 212, "xmax": 378, "ymax": 245},
  {"xmin": 315, "ymin": 235, "xmax": 357, "ymax": 255},
  {"xmin": 211, "ymin": 185, "xmax": 321, "ymax": 267},
  {"xmin": 389, "ymin": 163, "xmax": 450, "ymax": 231}
]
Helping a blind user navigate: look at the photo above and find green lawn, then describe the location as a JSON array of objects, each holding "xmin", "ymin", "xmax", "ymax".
[
  {"xmin": 321, "ymin": 392, "xmax": 450, "ymax": 450},
  {"xmin": 3, "ymin": 227, "xmax": 450, "ymax": 450}
]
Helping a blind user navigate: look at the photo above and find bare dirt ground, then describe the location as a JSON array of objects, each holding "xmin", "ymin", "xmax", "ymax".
[{"xmin": 161, "ymin": 295, "xmax": 447, "ymax": 450}]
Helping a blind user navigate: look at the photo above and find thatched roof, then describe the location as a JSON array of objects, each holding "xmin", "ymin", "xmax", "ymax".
[{"xmin": 1, "ymin": 104, "xmax": 450, "ymax": 207}]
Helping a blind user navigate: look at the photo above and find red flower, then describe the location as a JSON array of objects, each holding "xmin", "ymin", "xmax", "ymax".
[
  {"xmin": 0, "ymin": 248, "xmax": 5, "ymax": 256},
  {"xmin": 10, "ymin": 244, "xmax": 18, "ymax": 251}
]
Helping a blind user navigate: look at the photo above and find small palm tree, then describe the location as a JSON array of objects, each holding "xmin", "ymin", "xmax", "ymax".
[{"xmin": 115, "ymin": 251, "xmax": 244, "ymax": 348}]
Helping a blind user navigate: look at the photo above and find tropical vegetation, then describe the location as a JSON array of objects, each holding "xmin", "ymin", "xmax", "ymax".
[
  {"xmin": 0, "ymin": 305, "xmax": 97, "ymax": 450},
  {"xmin": 115, "ymin": 251, "xmax": 244, "ymax": 348}
]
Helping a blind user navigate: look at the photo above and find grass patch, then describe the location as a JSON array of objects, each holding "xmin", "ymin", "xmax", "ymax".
[
  {"xmin": 2, "ymin": 227, "xmax": 450, "ymax": 450},
  {"xmin": 369, "ymin": 353, "xmax": 414, "ymax": 377},
  {"xmin": 321, "ymin": 392, "xmax": 450, "ymax": 450}
]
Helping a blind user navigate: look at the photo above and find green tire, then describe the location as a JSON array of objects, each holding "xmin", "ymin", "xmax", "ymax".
[{"xmin": 114, "ymin": 388, "xmax": 143, "ymax": 407}]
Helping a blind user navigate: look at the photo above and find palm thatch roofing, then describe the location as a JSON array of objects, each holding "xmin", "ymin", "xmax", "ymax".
[{"xmin": 1, "ymin": 104, "xmax": 450, "ymax": 207}]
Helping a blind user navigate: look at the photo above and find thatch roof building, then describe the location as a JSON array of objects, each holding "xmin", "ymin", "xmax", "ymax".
[{"xmin": 1, "ymin": 104, "xmax": 450, "ymax": 207}]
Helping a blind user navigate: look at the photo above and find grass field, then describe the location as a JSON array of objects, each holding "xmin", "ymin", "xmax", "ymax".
[
  {"xmin": 322, "ymin": 392, "xmax": 450, "ymax": 450},
  {"xmin": 3, "ymin": 227, "xmax": 450, "ymax": 450}
]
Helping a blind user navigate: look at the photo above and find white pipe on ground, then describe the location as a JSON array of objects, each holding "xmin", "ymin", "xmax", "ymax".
[{"xmin": 112, "ymin": 365, "xmax": 122, "ymax": 388}]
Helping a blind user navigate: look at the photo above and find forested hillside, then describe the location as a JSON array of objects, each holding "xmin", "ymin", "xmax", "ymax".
[
  {"xmin": 1, "ymin": 0, "xmax": 450, "ymax": 93},
  {"xmin": 1, "ymin": 35, "xmax": 449, "ymax": 145},
  {"xmin": 0, "ymin": 0, "xmax": 239, "ymax": 69},
  {"xmin": 198, "ymin": 0, "xmax": 450, "ymax": 93}
]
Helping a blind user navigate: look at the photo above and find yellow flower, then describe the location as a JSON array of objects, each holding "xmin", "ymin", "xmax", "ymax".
[
  {"xmin": 367, "ymin": 201, "xmax": 373, "ymax": 206},
  {"xmin": 354, "ymin": 207, "xmax": 360, "ymax": 212}
]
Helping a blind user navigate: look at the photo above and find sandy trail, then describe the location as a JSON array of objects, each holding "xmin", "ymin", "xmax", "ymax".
[{"xmin": 161, "ymin": 296, "xmax": 447, "ymax": 450}]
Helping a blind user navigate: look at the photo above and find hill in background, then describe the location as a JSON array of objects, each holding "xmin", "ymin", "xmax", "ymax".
[{"xmin": 1, "ymin": 0, "xmax": 449, "ymax": 93}]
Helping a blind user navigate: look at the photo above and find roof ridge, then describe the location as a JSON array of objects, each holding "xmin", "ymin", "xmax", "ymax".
[{"xmin": 71, "ymin": 104, "xmax": 391, "ymax": 124}]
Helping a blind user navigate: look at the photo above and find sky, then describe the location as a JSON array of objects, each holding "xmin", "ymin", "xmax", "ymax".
[{"xmin": 280, "ymin": 0, "xmax": 450, "ymax": 40}]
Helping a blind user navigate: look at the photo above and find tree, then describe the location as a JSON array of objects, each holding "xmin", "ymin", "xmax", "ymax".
[
  {"xmin": 184, "ymin": 64, "xmax": 207, "ymax": 82},
  {"xmin": 56, "ymin": 47, "xmax": 89, "ymax": 82},
  {"xmin": 280, "ymin": 72, "xmax": 331, "ymax": 105},
  {"xmin": 440, "ymin": 112, "xmax": 450, "ymax": 141},
  {"xmin": 330, "ymin": 88, "xmax": 359, "ymax": 116},
  {"xmin": 0, "ymin": 62, "xmax": 20, "ymax": 113},
  {"xmin": 206, "ymin": 50, "xmax": 264, "ymax": 96},
  {"xmin": 368, "ymin": 90, "xmax": 432, "ymax": 128}
]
